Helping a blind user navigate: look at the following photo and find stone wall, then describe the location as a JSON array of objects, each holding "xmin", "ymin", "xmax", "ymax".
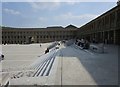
[{"xmin": 77, "ymin": 5, "xmax": 120, "ymax": 45}]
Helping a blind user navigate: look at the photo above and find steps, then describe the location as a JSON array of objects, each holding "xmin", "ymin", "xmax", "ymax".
[{"xmin": 33, "ymin": 50, "xmax": 57, "ymax": 77}]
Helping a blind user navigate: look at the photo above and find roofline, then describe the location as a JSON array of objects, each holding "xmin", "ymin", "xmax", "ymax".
[
  {"xmin": 2, "ymin": 26, "xmax": 77, "ymax": 31},
  {"xmin": 79, "ymin": 5, "xmax": 118, "ymax": 28},
  {"xmin": 2, "ymin": 25, "xmax": 77, "ymax": 30}
]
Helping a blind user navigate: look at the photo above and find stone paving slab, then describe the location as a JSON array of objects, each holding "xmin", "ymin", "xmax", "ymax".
[
  {"xmin": 1, "ymin": 44, "xmax": 118, "ymax": 85},
  {"xmin": 59, "ymin": 45, "xmax": 118, "ymax": 85}
]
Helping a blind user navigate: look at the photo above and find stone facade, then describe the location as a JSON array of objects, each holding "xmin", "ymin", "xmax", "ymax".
[
  {"xmin": 2, "ymin": 25, "xmax": 77, "ymax": 44},
  {"xmin": 2, "ymin": 5, "xmax": 120, "ymax": 45},
  {"xmin": 77, "ymin": 5, "xmax": 120, "ymax": 45}
]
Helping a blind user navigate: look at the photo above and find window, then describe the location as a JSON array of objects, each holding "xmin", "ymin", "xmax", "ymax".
[{"xmin": 37, "ymin": 36, "xmax": 39, "ymax": 38}]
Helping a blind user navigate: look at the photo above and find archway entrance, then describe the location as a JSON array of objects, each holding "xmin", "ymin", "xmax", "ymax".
[{"xmin": 28, "ymin": 36, "xmax": 34, "ymax": 44}]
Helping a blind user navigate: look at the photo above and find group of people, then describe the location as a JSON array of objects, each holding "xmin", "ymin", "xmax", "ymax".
[
  {"xmin": 44, "ymin": 41, "xmax": 60, "ymax": 54},
  {"xmin": 75, "ymin": 39, "xmax": 90, "ymax": 49}
]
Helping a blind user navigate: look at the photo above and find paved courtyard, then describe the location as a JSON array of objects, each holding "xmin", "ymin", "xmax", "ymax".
[{"xmin": 0, "ymin": 43, "xmax": 118, "ymax": 85}]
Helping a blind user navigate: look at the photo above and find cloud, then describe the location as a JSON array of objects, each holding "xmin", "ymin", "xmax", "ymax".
[
  {"xmin": 54, "ymin": 12, "xmax": 99, "ymax": 27},
  {"xmin": 3, "ymin": 8, "xmax": 20, "ymax": 15},
  {"xmin": 66, "ymin": 2, "xmax": 78, "ymax": 5},
  {"xmin": 55, "ymin": 12, "xmax": 98, "ymax": 20},
  {"xmin": 65, "ymin": 0, "xmax": 80, "ymax": 5},
  {"xmin": 29, "ymin": 2, "xmax": 60, "ymax": 10},
  {"xmin": 29, "ymin": 1, "xmax": 79, "ymax": 11},
  {"xmin": 38, "ymin": 17, "xmax": 47, "ymax": 22},
  {"xmin": 2, "ymin": 0, "xmax": 117, "ymax": 2},
  {"xmin": 36, "ymin": 13, "xmax": 98, "ymax": 27}
]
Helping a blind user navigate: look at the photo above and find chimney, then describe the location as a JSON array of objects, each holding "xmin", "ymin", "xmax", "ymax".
[{"xmin": 117, "ymin": 0, "xmax": 120, "ymax": 5}]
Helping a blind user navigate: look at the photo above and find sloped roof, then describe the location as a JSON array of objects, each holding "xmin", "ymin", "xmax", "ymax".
[
  {"xmin": 47, "ymin": 26, "xmax": 63, "ymax": 29},
  {"xmin": 65, "ymin": 24, "xmax": 77, "ymax": 29}
]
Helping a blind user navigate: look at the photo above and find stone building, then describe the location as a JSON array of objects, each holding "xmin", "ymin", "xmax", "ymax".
[
  {"xmin": 77, "ymin": 4, "xmax": 120, "ymax": 45},
  {"xmin": 2, "ymin": 3, "xmax": 120, "ymax": 45},
  {"xmin": 2, "ymin": 25, "xmax": 77, "ymax": 44}
]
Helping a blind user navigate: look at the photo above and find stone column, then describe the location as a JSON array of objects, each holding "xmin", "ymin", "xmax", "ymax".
[
  {"xmin": 108, "ymin": 31, "xmax": 110, "ymax": 44},
  {"xmin": 100, "ymin": 32, "xmax": 103, "ymax": 43},
  {"xmin": 113, "ymin": 30, "xmax": 116, "ymax": 44},
  {"xmin": 103, "ymin": 31, "xmax": 105, "ymax": 43}
]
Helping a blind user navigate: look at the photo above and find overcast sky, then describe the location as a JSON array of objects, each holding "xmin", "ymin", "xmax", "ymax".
[{"xmin": 2, "ymin": 2, "xmax": 117, "ymax": 28}]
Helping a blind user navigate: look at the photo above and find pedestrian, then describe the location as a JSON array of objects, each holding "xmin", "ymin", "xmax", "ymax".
[
  {"xmin": 45, "ymin": 48, "xmax": 49, "ymax": 54},
  {"xmin": 81, "ymin": 39, "xmax": 85, "ymax": 47},
  {"xmin": 83, "ymin": 40, "xmax": 90, "ymax": 49},
  {"xmin": 40, "ymin": 44, "xmax": 41, "ymax": 47}
]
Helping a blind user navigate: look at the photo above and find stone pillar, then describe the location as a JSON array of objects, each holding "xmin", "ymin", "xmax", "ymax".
[
  {"xmin": 103, "ymin": 31, "xmax": 105, "ymax": 43},
  {"xmin": 113, "ymin": 30, "xmax": 116, "ymax": 44},
  {"xmin": 104, "ymin": 31, "xmax": 107, "ymax": 44},
  {"xmin": 108, "ymin": 31, "xmax": 110, "ymax": 44},
  {"xmin": 101, "ymin": 32, "xmax": 103, "ymax": 43}
]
